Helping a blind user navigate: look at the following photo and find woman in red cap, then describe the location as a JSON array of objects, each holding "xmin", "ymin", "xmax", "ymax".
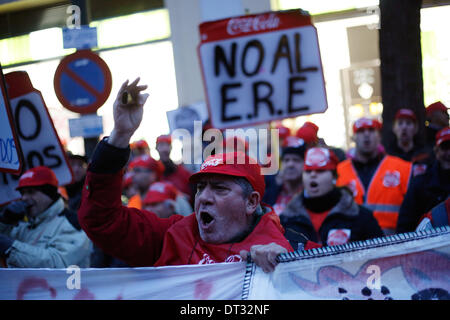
[{"xmin": 280, "ymin": 147, "xmax": 383, "ymax": 248}]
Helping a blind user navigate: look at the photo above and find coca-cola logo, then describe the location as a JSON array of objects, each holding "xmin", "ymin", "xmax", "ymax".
[
  {"xmin": 382, "ymin": 170, "xmax": 400, "ymax": 188},
  {"xmin": 226, "ymin": 13, "xmax": 280, "ymax": 36}
]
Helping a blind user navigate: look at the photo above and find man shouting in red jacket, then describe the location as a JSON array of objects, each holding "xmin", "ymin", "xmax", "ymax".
[{"xmin": 78, "ymin": 78, "xmax": 298, "ymax": 273}]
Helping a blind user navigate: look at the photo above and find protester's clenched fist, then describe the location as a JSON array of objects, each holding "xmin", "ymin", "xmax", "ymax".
[
  {"xmin": 109, "ymin": 78, "xmax": 149, "ymax": 148},
  {"xmin": 240, "ymin": 242, "xmax": 288, "ymax": 273}
]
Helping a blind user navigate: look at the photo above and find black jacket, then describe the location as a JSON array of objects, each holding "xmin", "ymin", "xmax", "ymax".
[
  {"xmin": 280, "ymin": 188, "xmax": 383, "ymax": 249},
  {"xmin": 396, "ymin": 160, "xmax": 450, "ymax": 233},
  {"xmin": 262, "ymin": 174, "xmax": 283, "ymax": 206}
]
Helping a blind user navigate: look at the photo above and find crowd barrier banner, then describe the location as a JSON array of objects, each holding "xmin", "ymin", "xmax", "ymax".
[
  {"xmin": 243, "ymin": 226, "xmax": 450, "ymax": 300},
  {"xmin": 0, "ymin": 260, "xmax": 245, "ymax": 300},
  {"xmin": 0, "ymin": 227, "xmax": 449, "ymax": 300}
]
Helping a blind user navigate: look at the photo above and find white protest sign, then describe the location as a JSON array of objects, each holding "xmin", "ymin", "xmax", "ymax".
[
  {"xmin": 198, "ymin": 10, "xmax": 327, "ymax": 130},
  {"xmin": 0, "ymin": 66, "xmax": 22, "ymax": 174},
  {"xmin": 166, "ymin": 102, "xmax": 208, "ymax": 134},
  {"xmin": 0, "ymin": 71, "xmax": 73, "ymax": 205}
]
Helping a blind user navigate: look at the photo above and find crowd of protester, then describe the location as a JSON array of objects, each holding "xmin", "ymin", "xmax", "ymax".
[{"xmin": 0, "ymin": 79, "xmax": 448, "ymax": 270}]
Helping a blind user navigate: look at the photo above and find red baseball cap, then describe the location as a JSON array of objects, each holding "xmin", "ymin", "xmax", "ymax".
[
  {"xmin": 189, "ymin": 152, "xmax": 265, "ymax": 198},
  {"xmin": 353, "ymin": 117, "xmax": 382, "ymax": 133},
  {"xmin": 130, "ymin": 139, "xmax": 149, "ymax": 150},
  {"xmin": 276, "ymin": 125, "xmax": 291, "ymax": 140},
  {"xmin": 426, "ymin": 101, "xmax": 448, "ymax": 117},
  {"xmin": 296, "ymin": 121, "xmax": 319, "ymax": 144},
  {"xmin": 304, "ymin": 147, "xmax": 339, "ymax": 171},
  {"xmin": 156, "ymin": 134, "xmax": 172, "ymax": 145},
  {"xmin": 395, "ymin": 109, "xmax": 417, "ymax": 122},
  {"xmin": 436, "ymin": 127, "xmax": 450, "ymax": 147},
  {"xmin": 16, "ymin": 166, "xmax": 59, "ymax": 190},
  {"xmin": 143, "ymin": 182, "xmax": 177, "ymax": 205},
  {"xmin": 128, "ymin": 155, "xmax": 164, "ymax": 177}
]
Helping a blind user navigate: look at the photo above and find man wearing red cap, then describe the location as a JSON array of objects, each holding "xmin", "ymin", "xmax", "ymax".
[
  {"xmin": 78, "ymin": 78, "xmax": 307, "ymax": 273},
  {"xmin": 130, "ymin": 139, "xmax": 150, "ymax": 159},
  {"xmin": 126, "ymin": 154, "xmax": 164, "ymax": 209},
  {"xmin": 397, "ymin": 127, "xmax": 450, "ymax": 233},
  {"xmin": 337, "ymin": 117, "xmax": 412, "ymax": 235},
  {"xmin": 0, "ymin": 166, "xmax": 91, "ymax": 268},
  {"xmin": 142, "ymin": 182, "xmax": 178, "ymax": 218},
  {"xmin": 425, "ymin": 101, "xmax": 449, "ymax": 148},
  {"xmin": 386, "ymin": 109, "xmax": 428, "ymax": 162},
  {"xmin": 156, "ymin": 134, "xmax": 194, "ymax": 204},
  {"xmin": 280, "ymin": 148, "xmax": 383, "ymax": 248}
]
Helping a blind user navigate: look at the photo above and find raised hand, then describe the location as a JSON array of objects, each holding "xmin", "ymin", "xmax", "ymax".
[{"xmin": 109, "ymin": 78, "xmax": 149, "ymax": 148}]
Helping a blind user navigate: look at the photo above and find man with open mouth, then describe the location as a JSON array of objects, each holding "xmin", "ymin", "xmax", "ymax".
[
  {"xmin": 280, "ymin": 147, "xmax": 383, "ymax": 247},
  {"xmin": 78, "ymin": 78, "xmax": 316, "ymax": 273}
]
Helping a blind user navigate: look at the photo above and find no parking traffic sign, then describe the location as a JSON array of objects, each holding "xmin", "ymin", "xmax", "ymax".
[{"xmin": 54, "ymin": 49, "xmax": 112, "ymax": 114}]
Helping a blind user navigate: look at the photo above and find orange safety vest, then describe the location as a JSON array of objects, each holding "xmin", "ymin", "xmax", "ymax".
[
  {"xmin": 337, "ymin": 155, "xmax": 412, "ymax": 230},
  {"xmin": 127, "ymin": 194, "xmax": 142, "ymax": 209}
]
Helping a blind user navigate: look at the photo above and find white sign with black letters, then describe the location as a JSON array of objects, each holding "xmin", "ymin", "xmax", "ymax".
[
  {"xmin": 0, "ymin": 67, "xmax": 22, "ymax": 175},
  {"xmin": 198, "ymin": 10, "xmax": 327, "ymax": 129},
  {"xmin": 1, "ymin": 71, "xmax": 73, "ymax": 205}
]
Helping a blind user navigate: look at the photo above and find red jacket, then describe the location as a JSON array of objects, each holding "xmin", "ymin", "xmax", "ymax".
[{"xmin": 78, "ymin": 170, "xmax": 293, "ymax": 267}]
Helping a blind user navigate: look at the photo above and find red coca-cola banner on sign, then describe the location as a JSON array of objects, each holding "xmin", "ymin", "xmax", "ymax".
[{"xmin": 199, "ymin": 11, "xmax": 312, "ymax": 43}]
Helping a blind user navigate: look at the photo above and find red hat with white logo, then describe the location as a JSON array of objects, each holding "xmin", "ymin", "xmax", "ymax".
[
  {"xmin": 395, "ymin": 109, "xmax": 417, "ymax": 122},
  {"xmin": 436, "ymin": 127, "xmax": 450, "ymax": 147},
  {"xmin": 352, "ymin": 117, "xmax": 382, "ymax": 134},
  {"xmin": 304, "ymin": 147, "xmax": 339, "ymax": 171},
  {"xmin": 128, "ymin": 155, "xmax": 164, "ymax": 177},
  {"xmin": 16, "ymin": 166, "xmax": 59, "ymax": 190},
  {"xmin": 143, "ymin": 182, "xmax": 177, "ymax": 205},
  {"xmin": 156, "ymin": 134, "xmax": 172, "ymax": 145},
  {"xmin": 426, "ymin": 101, "xmax": 448, "ymax": 117},
  {"xmin": 189, "ymin": 152, "xmax": 265, "ymax": 198}
]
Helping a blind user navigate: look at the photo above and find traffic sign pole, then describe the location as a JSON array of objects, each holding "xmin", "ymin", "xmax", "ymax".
[{"xmin": 73, "ymin": 0, "xmax": 97, "ymax": 160}]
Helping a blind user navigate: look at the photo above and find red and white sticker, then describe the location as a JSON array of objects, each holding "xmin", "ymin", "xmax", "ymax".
[
  {"xmin": 382, "ymin": 170, "xmax": 400, "ymax": 188},
  {"xmin": 327, "ymin": 229, "xmax": 351, "ymax": 246}
]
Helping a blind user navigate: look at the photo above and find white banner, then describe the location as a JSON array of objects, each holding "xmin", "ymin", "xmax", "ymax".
[
  {"xmin": 0, "ymin": 227, "xmax": 449, "ymax": 300},
  {"xmin": 244, "ymin": 226, "xmax": 450, "ymax": 300},
  {"xmin": 0, "ymin": 261, "xmax": 246, "ymax": 300}
]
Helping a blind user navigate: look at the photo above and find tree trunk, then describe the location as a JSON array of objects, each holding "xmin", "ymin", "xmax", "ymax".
[{"xmin": 379, "ymin": 0, "xmax": 425, "ymax": 150}]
